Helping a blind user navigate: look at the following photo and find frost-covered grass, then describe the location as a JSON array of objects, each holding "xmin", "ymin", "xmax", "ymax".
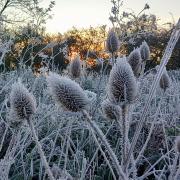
[
  {"xmin": 0, "ymin": 66, "xmax": 179, "ymax": 179},
  {"xmin": 0, "ymin": 18, "xmax": 180, "ymax": 180}
]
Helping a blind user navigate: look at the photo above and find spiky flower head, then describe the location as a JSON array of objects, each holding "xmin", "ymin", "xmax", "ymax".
[
  {"xmin": 108, "ymin": 57, "xmax": 138, "ymax": 105},
  {"xmin": 175, "ymin": 136, "xmax": 180, "ymax": 153},
  {"xmin": 159, "ymin": 67, "xmax": 171, "ymax": 91},
  {"xmin": 106, "ymin": 29, "xmax": 120, "ymax": 53},
  {"xmin": 10, "ymin": 82, "xmax": 36, "ymax": 121},
  {"xmin": 140, "ymin": 41, "xmax": 150, "ymax": 62},
  {"xmin": 47, "ymin": 73, "xmax": 89, "ymax": 112},
  {"xmin": 101, "ymin": 99, "xmax": 121, "ymax": 120},
  {"xmin": 128, "ymin": 48, "xmax": 142, "ymax": 77},
  {"xmin": 69, "ymin": 55, "xmax": 81, "ymax": 78}
]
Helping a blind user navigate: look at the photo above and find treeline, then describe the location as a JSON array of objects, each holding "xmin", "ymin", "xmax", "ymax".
[
  {"xmin": 1, "ymin": 24, "xmax": 180, "ymax": 73},
  {"xmin": 0, "ymin": 0, "xmax": 179, "ymax": 73}
]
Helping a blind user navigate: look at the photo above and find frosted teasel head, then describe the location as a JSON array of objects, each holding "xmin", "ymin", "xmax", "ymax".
[
  {"xmin": 47, "ymin": 73, "xmax": 89, "ymax": 112},
  {"xmin": 175, "ymin": 136, "xmax": 180, "ymax": 153},
  {"xmin": 108, "ymin": 57, "xmax": 138, "ymax": 105},
  {"xmin": 106, "ymin": 29, "xmax": 120, "ymax": 53},
  {"xmin": 128, "ymin": 48, "xmax": 142, "ymax": 77},
  {"xmin": 69, "ymin": 55, "xmax": 82, "ymax": 78},
  {"xmin": 9, "ymin": 82, "xmax": 36, "ymax": 121},
  {"xmin": 101, "ymin": 99, "xmax": 121, "ymax": 120},
  {"xmin": 140, "ymin": 41, "xmax": 150, "ymax": 62},
  {"xmin": 159, "ymin": 67, "xmax": 171, "ymax": 92}
]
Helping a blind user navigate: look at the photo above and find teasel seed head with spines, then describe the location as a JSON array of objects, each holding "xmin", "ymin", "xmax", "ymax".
[
  {"xmin": 107, "ymin": 57, "xmax": 138, "ymax": 106},
  {"xmin": 140, "ymin": 41, "xmax": 150, "ymax": 62},
  {"xmin": 159, "ymin": 67, "xmax": 171, "ymax": 92},
  {"xmin": 9, "ymin": 81, "xmax": 36, "ymax": 121},
  {"xmin": 101, "ymin": 99, "xmax": 121, "ymax": 120},
  {"xmin": 106, "ymin": 29, "xmax": 120, "ymax": 54},
  {"xmin": 128, "ymin": 48, "xmax": 142, "ymax": 77},
  {"xmin": 69, "ymin": 55, "xmax": 82, "ymax": 78},
  {"xmin": 47, "ymin": 73, "xmax": 89, "ymax": 112}
]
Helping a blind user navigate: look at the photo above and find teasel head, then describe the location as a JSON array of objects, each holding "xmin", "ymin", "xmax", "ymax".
[
  {"xmin": 47, "ymin": 73, "xmax": 89, "ymax": 112},
  {"xmin": 9, "ymin": 81, "xmax": 36, "ymax": 121},
  {"xmin": 101, "ymin": 99, "xmax": 121, "ymax": 120},
  {"xmin": 140, "ymin": 41, "xmax": 150, "ymax": 62},
  {"xmin": 69, "ymin": 55, "xmax": 82, "ymax": 78},
  {"xmin": 175, "ymin": 136, "xmax": 180, "ymax": 153},
  {"xmin": 108, "ymin": 57, "xmax": 138, "ymax": 106},
  {"xmin": 128, "ymin": 48, "xmax": 142, "ymax": 77},
  {"xmin": 106, "ymin": 29, "xmax": 120, "ymax": 53},
  {"xmin": 159, "ymin": 67, "xmax": 171, "ymax": 92}
]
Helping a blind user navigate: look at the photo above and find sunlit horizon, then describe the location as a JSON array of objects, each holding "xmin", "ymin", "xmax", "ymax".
[{"xmin": 44, "ymin": 0, "xmax": 180, "ymax": 34}]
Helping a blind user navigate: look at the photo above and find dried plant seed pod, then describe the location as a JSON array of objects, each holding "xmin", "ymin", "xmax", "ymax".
[
  {"xmin": 106, "ymin": 30, "xmax": 120, "ymax": 53},
  {"xmin": 47, "ymin": 73, "xmax": 89, "ymax": 112},
  {"xmin": 10, "ymin": 82, "xmax": 36, "ymax": 121},
  {"xmin": 140, "ymin": 41, "xmax": 150, "ymax": 61},
  {"xmin": 128, "ymin": 48, "xmax": 142, "ymax": 77},
  {"xmin": 69, "ymin": 55, "xmax": 81, "ymax": 78},
  {"xmin": 101, "ymin": 99, "xmax": 121, "ymax": 120},
  {"xmin": 159, "ymin": 68, "xmax": 171, "ymax": 91},
  {"xmin": 108, "ymin": 57, "xmax": 138, "ymax": 105}
]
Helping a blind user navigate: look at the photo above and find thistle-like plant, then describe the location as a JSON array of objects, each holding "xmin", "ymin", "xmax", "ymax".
[
  {"xmin": 108, "ymin": 57, "xmax": 138, "ymax": 105},
  {"xmin": 140, "ymin": 41, "xmax": 150, "ymax": 62},
  {"xmin": 69, "ymin": 55, "xmax": 82, "ymax": 78},
  {"xmin": 47, "ymin": 73, "xmax": 89, "ymax": 112},
  {"xmin": 106, "ymin": 29, "xmax": 120, "ymax": 54},
  {"xmin": 10, "ymin": 82, "xmax": 36, "ymax": 121},
  {"xmin": 159, "ymin": 67, "xmax": 171, "ymax": 92},
  {"xmin": 139, "ymin": 41, "xmax": 150, "ymax": 75},
  {"xmin": 47, "ymin": 72, "xmax": 127, "ymax": 179},
  {"xmin": 9, "ymin": 82, "xmax": 55, "ymax": 180},
  {"xmin": 107, "ymin": 57, "xmax": 137, "ymax": 172},
  {"xmin": 128, "ymin": 48, "xmax": 142, "ymax": 78},
  {"xmin": 101, "ymin": 99, "xmax": 121, "ymax": 120},
  {"xmin": 106, "ymin": 29, "xmax": 120, "ymax": 65}
]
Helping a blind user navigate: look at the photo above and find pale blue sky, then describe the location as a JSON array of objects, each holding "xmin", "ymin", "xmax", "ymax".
[{"xmin": 45, "ymin": 0, "xmax": 180, "ymax": 33}]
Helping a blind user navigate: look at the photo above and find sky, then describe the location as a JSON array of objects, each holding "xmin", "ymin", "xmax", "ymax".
[{"xmin": 45, "ymin": 0, "xmax": 180, "ymax": 34}]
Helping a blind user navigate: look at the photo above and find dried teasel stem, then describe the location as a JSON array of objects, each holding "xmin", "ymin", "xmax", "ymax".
[
  {"xmin": 27, "ymin": 119, "xmax": 55, "ymax": 180},
  {"xmin": 9, "ymin": 82, "xmax": 55, "ymax": 180},
  {"xmin": 82, "ymin": 110, "xmax": 127, "ymax": 180},
  {"xmin": 87, "ymin": 123, "xmax": 117, "ymax": 180},
  {"xmin": 121, "ymin": 104, "xmax": 129, "ymax": 172}
]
